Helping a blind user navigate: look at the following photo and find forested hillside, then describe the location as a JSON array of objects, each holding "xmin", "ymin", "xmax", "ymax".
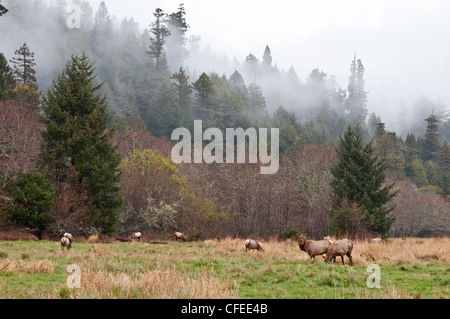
[{"xmin": 0, "ymin": 0, "xmax": 449, "ymax": 240}]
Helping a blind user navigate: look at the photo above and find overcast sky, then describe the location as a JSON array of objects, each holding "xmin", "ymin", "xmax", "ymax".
[{"xmin": 80, "ymin": 1, "xmax": 450, "ymax": 123}]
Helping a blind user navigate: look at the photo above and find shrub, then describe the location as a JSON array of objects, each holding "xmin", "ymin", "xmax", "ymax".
[{"xmin": 5, "ymin": 172, "xmax": 55, "ymax": 237}]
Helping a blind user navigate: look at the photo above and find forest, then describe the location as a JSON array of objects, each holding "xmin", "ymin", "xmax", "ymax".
[{"xmin": 0, "ymin": 0, "xmax": 449, "ymax": 241}]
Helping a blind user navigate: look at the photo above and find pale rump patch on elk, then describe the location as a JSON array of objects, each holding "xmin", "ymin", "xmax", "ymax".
[
  {"xmin": 324, "ymin": 239, "xmax": 353, "ymax": 266},
  {"xmin": 244, "ymin": 239, "xmax": 264, "ymax": 252},
  {"xmin": 175, "ymin": 232, "xmax": 187, "ymax": 241},
  {"xmin": 298, "ymin": 235, "xmax": 332, "ymax": 259},
  {"xmin": 61, "ymin": 237, "xmax": 72, "ymax": 251}
]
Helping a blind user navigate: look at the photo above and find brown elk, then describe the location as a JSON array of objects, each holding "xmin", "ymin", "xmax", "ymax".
[
  {"xmin": 298, "ymin": 234, "xmax": 332, "ymax": 259},
  {"xmin": 323, "ymin": 239, "xmax": 354, "ymax": 266}
]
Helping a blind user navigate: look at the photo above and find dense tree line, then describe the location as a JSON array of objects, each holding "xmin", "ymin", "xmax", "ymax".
[{"xmin": 0, "ymin": 0, "xmax": 449, "ymax": 239}]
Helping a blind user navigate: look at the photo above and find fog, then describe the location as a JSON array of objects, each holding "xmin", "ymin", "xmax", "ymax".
[
  {"xmin": 2, "ymin": 0, "xmax": 450, "ymax": 135},
  {"xmin": 79, "ymin": 1, "xmax": 450, "ymax": 122}
]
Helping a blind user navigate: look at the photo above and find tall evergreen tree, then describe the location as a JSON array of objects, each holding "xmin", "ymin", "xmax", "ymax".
[
  {"xmin": 262, "ymin": 45, "xmax": 272, "ymax": 67},
  {"xmin": 192, "ymin": 72, "xmax": 218, "ymax": 126},
  {"xmin": 165, "ymin": 3, "xmax": 189, "ymax": 71},
  {"xmin": 245, "ymin": 53, "xmax": 259, "ymax": 81},
  {"xmin": 346, "ymin": 54, "xmax": 368, "ymax": 126},
  {"xmin": 421, "ymin": 114, "xmax": 440, "ymax": 161},
  {"xmin": 374, "ymin": 122, "xmax": 386, "ymax": 140},
  {"xmin": 170, "ymin": 67, "xmax": 192, "ymax": 126},
  {"xmin": 40, "ymin": 54, "xmax": 123, "ymax": 235},
  {"xmin": 9, "ymin": 43, "xmax": 40, "ymax": 110},
  {"xmin": 331, "ymin": 125, "xmax": 397, "ymax": 236},
  {"xmin": 10, "ymin": 43, "xmax": 36, "ymax": 85},
  {"xmin": 93, "ymin": 1, "xmax": 112, "ymax": 35},
  {"xmin": 368, "ymin": 112, "xmax": 381, "ymax": 137},
  {"xmin": 148, "ymin": 8, "xmax": 171, "ymax": 71},
  {"xmin": 229, "ymin": 70, "xmax": 248, "ymax": 101},
  {"xmin": 247, "ymin": 83, "xmax": 269, "ymax": 126}
]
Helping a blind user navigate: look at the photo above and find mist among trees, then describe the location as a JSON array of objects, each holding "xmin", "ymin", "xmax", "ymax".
[{"xmin": 0, "ymin": 0, "xmax": 449, "ymax": 239}]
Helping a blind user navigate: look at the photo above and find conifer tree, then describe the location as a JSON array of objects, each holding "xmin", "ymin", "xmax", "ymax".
[
  {"xmin": 229, "ymin": 70, "xmax": 248, "ymax": 103},
  {"xmin": 40, "ymin": 54, "xmax": 123, "ymax": 235},
  {"xmin": 247, "ymin": 83, "xmax": 269, "ymax": 126},
  {"xmin": 331, "ymin": 125, "xmax": 397, "ymax": 236},
  {"xmin": 148, "ymin": 8, "xmax": 171, "ymax": 71},
  {"xmin": 374, "ymin": 122, "xmax": 386, "ymax": 140},
  {"xmin": 9, "ymin": 43, "xmax": 40, "ymax": 110},
  {"xmin": 192, "ymin": 72, "xmax": 218, "ymax": 126},
  {"xmin": 245, "ymin": 53, "xmax": 259, "ymax": 81},
  {"xmin": 262, "ymin": 45, "xmax": 272, "ymax": 67},
  {"xmin": 170, "ymin": 67, "xmax": 192, "ymax": 126},
  {"xmin": 346, "ymin": 54, "xmax": 368, "ymax": 126},
  {"xmin": 166, "ymin": 3, "xmax": 189, "ymax": 71},
  {"xmin": 5, "ymin": 173, "xmax": 55, "ymax": 238},
  {"xmin": 368, "ymin": 112, "xmax": 381, "ymax": 137},
  {"xmin": 421, "ymin": 114, "xmax": 440, "ymax": 161},
  {"xmin": 10, "ymin": 43, "xmax": 36, "ymax": 85},
  {"xmin": 93, "ymin": 1, "xmax": 111, "ymax": 33}
]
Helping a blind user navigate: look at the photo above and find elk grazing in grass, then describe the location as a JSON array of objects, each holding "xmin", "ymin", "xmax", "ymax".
[
  {"xmin": 61, "ymin": 236, "xmax": 72, "ymax": 251},
  {"xmin": 244, "ymin": 239, "xmax": 264, "ymax": 252},
  {"xmin": 298, "ymin": 235, "xmax": 332, "ymax": 259},
  {"xmin": 175, "ymin": 232, "xmax": 187, "ymax": 242},
  {"xmin": 323, "ymin": 239, "xmax": 354, "ymax": 266},
  {"xmin": 132, "ymin": 232, "xmax": 142, "ymax": 242}
]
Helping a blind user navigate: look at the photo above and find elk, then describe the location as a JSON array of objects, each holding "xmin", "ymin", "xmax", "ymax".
[
  {"xmin": 323, "ymin": 239, "xmax": 354, "ymax": 266},
  {"xmin": 298, "ymin": 235, "xmax": 332, "ymax": 259},
  {"xmin": 132, "ymin": 232, "xmax": 142, "ymax": 242},
  {"xmin": 61, "ymin": 237, "xmax": 72, "ymax": 251},
  {"xmin": 63, "ymin": 233, "xmax": 73, "ymax": 244},
  {"xmin": 244, "ymin": 239, "xmax": 264, "ymax": 252},
  {"xmin": 175, "ymin": 232, "xmax": 187, "ymax": 242}
]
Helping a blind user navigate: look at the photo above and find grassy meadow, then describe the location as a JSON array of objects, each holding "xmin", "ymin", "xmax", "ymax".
[{"xmin": 0, "ymin": 237, "xmax": 448, "ymax": 299}]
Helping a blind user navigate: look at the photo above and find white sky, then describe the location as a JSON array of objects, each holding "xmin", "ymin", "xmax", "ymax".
[{"xmin": 80, "ymin": 0, "xmax": 450, "ymax": 123}]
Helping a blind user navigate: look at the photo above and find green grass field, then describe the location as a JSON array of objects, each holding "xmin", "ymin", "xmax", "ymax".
[{"xmin": 0, "ymin": 238, "xmax": 448, "ymax": 299}]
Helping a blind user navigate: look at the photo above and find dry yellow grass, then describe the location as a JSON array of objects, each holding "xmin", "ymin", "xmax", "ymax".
[
  {"xmin": 87, "ymin": 235, "xmax": 99, "ymax": 243},
  {"xmin": 0, "ymin": 258, "xmax": 54, "ymax": 274},
  {"xmin": 352, "ymin": 237, "xmax": 450, "ymax": 265},
  {"xmin": 205, "ymin": 237, "xmax": 450, "ymax": 266},
  {"xmin": 79, "ymin": 267, "xmax": 236, "ymax": 299}
]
